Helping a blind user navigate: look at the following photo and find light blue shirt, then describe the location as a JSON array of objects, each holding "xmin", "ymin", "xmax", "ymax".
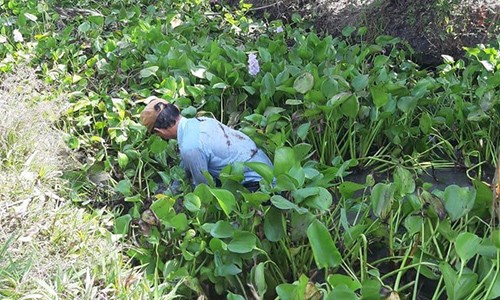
[{"xmin": 176, "ymin": 117, "xmax": 273, "ymax": 187}]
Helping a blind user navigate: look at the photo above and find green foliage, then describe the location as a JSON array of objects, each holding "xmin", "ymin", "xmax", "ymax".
[{"xmin": 1, "ymin": 0, "xmax": 499, "ymax": 299}]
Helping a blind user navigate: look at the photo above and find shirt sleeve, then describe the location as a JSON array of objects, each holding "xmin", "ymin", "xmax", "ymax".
[{"xmin": 180, "ymin": 148, "xmax": 209, "ymax": 186}]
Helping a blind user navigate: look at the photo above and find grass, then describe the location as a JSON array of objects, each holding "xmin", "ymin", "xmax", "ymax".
[{"xmin": 0, "ymin": 65, "xmax": 160, "ymax": 299}]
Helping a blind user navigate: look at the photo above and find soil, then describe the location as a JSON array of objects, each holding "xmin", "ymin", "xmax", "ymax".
[{"xmin": 226, "ymin": 0, "xmax": 500, "ymax": 66}]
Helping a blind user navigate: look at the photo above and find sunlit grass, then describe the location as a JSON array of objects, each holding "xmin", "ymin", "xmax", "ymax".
[{"xmin": 0, "ymin": 65, "xmax": 160, "ymax": 299}]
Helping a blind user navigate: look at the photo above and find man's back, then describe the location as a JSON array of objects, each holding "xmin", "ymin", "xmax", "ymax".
[{"xmin": 177, "ymin": 117, "xmax": 273, "ymax": 185}]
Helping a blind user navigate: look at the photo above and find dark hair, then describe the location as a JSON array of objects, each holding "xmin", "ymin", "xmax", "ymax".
[{"xmin": 153, "ymin": 103, "xmax": 180, "ymax": 130}]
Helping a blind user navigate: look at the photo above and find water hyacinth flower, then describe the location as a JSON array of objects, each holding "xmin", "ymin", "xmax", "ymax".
[
  {"xmin": 248, "ymin": 53, "xmax": 259, "ymax": 76},
  {"xmin": 13, "ymin": 29, "xmax": 23, "ymax": 42},
  {"xmin": 276, "ymin": 26, "xmax": 284, "ymax": 33}
]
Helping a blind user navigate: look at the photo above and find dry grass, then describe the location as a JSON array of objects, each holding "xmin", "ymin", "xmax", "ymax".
[{"xmin": 0, "ymin": 66, "xmax": 156, "ymax": 299}]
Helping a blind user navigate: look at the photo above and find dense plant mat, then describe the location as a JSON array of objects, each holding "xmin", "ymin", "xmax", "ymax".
[{"xmin": 1, "ymin": 0, "xmax": 499, "ymax": 299}]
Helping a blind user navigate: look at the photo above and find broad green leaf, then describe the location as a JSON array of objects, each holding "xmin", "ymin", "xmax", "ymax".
[
  {"xmin": 117, "ymin": 152, "xmax": 129, "ymax": 169},
  {"xmin": 210, "ymin": 220, "xmax": 235, "ymax": 238},
  {"xmin": 271, "ymin": 195, "xmax": 307, "ymax": 214},
  {"xmin": 169, "ymin": 213, "xmax": 188, "ymax": 231},
  {"xmin": 339, "ymin": 181, "xmax": 365, "ymax": 199},
  {"xmin": 251, "ymin": 263, "xmax": 267, "ymax": 298},
  {"xmin": 227, "ymin": 231, "xmax": 257, "ymax": 253},
  {"xmin": 210, "ymin": 189, "xmax": 237, "ymax": 217},
  {"xmin": 264, "ymin": 207, "xmax": 285, "ymax": 242},
  {"xmin": 246, "ymin": 162, "xmax": 274, "ymax": 183},
  {"xmin": 274, "ymin": 147, "xmax": 297, "ymax": 176},
  {"xmin": 371, "ymin": 183, "xmax": 394, "ymax": 219},
  {"xmin": 214, "ymin": 252, "xmax": 241, "ymax": 276},
  {"xmin": 149, "ymin": 136, "xmax": 168, "ymax": 154},
  {"xmin": 227, "ymin": 293, "xmax": 245, "ymax": 300},
  {"xmin": 340, "ymin": 95, "xmax": 359, "ymax": 118},
  {"xmin": 307, "ymin": 219, "xmax": 341, "ymax": 268},
  {"xmin": 296, "ymin": 122, "xmax": 310, "ymax": 140},
  {"xmin": 404, "ymin": 215, "xmax": 423, "ymax": 236},
  {"xmin": 394, "ymin": 166, "xmax": 415, "ymax": 196},
  {"xmin": 150, "ymin": 197, "xmax": 173, "ymax": 221},
  {"xmin": 276, "ymin": 283, "xmax": 298, "ymax": 300},
  {"xmin": 443, "ymin": 185, "xmax": 476, "ymax": 221},
  {"xmin": 241, "ymin": 191, "xmax": 270, "ymax": 206},
  {"xmin": 293, "ymin": 72, "xmax": 314, "ymax": 94},
  {"xmin": 184, "ymin": 193, "xmax": 201, "ymax": 212},
  {"xmin": 397, "ymin": 96, "xmax": 418, "ymax": 113},
  {"xmin": 261, "ymin": 73, "xmax": 276, "ymax": 98},
  {"xmin": 361, "ymin": 280, "xmax": 381, "ymax": 300},
  {"xmin": 139, "ymin": 66, "xmax": 159, "ymax": 78},
  {"xmin": 455, "ymin": 232, "xmax": 481, "ymax": 262},
  {"xmin": 78, "ymin": 21, "xmax": 91, "ymax": 33},
  {"xmin": 114, "ymin": 179, "xmax": 132, "ymax": 196},
  {"xmin": 293, "ymin": 187, "xmax": 332, "ymax": 211},
  {"xmin": 352, "ymin": 74, "xmax": 369, "ymax": 91},
  {"xmin": 114, "ymin": 214, "xmax": 132, "ymax": 235},
  {"xmin": 370, "ymin": 85, "xmax": 388, "ymax": 108},
  {"xmin": 327, "ymin": 274, "xmax": 361, "ymax": 291},
  {"xmin": 419, "ymin": 112, "xmax": 433, "ymax": 134},
  {"xmin": 325, "ymin": 285, "xmax": 359, "ymax": 300}
]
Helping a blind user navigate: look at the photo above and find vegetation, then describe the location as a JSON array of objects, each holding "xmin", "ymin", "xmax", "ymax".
[{"xmin": 0, "ymin": 0, "xmax": 499, "ymax": 299}]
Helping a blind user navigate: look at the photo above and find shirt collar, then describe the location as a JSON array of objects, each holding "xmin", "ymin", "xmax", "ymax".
[{"xmin": 177, "ymin": 117, "xmax": 187, "ymax": 145}]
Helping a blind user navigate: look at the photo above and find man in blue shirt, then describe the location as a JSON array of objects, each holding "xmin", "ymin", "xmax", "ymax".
[{"xmin": 140, "ymin": 97, "xmax": 273, "ymax": 192}]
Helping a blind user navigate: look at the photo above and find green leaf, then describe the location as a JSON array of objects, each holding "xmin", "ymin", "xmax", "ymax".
[
  {"xmin": 114, "ymin": 214, "xmax": 132, "ymax": 235},
  {"xmin": 397, "ymin": 96, "xmax": 418, "ymax": 113},
  {"xmin": 340, "ymin": 95, "xmax": 359, "ymax": 118},
  {"xmin": 371, "ymin": 183, "xmax": 394, "ymax": 219},
  {"xmin": 455, "ymin": 232, "xmax": 481, "ymax": 262},
  {"xmin": 361, "ymin": 280, "xmax": 381, "ymax": 300},
  {"xmin": 274, "ymin": 147, "xmax": 298, "ymax": 176},
  {"xmin": 246, "ymin": 162, "xmax": 274, "ymax": 183},
  {"xmin": 352, "ymin": 74, "xmax": 369, "ymax": 91},
  {"xmin": 293, "ymin": 72, "xmax": 314, "ymax": 94},
  {"xmin": 149, "ymin": 136, "xmax": 168, "ymax": 154},
  {"xmin": 210, "ymin": 220, "xmax": 235, "ymax": 238},
  {"xmin": 114, "ymin": 179, "xmax": 132, "ymax": 196},
  {"xmin": 394, "ymin": 166, "xmax": 415, "ymax": 196},
  {"xmin": 184, "ymin": 193, "xmax": 201, "ymax": 212},
  {"xmin": 443, "ymin": 185, "xmax": 476, "ymax": 221},
  {"xmin": 261, "ymin": 73, "xmax": 276, "ymax": 98},
  {"xmin": 117, "ymin": 152, "xmax": 129, "ymax": 169},
  {"xmin": 370, "ymin": 85, "xmax": 388, "ymax": 108},
  {"xmin": 271, "ymin": 195, "xmax": 308, "ymax": 214},
  {"xmin": 264, "ymin": 207, "xmax": 285, "ymax": 242},
  {"xmin": 327, "ymin": 274, "xmax": 362, "ymax": 291},
  {"xmin": 78, "ymin": 22, "xmax": 91, "ymax": 33},
  {"xmin": 251, "ymin": 263, "xmax": 267, "ymax": 298},
  {"xmin": 241, "ymin": 192, "xmax": 270, "ymax": 206},
  {"xmin": 339, "ymin": 181, "xmax": 366, "ymax": 199},
  {"xmin": 210, "ymin": 189, "xmax": 237, "ymax": 217},
  {"xmin": 227, "ymin": 231, "xmax": 257, "ymax": 253},
  {"xmin": 227, "ymin": 293, "xmax": 245, "ymax": 300},
  {"xmin": 296, "ymin": 122, "xmax": 310, "ymax": 140},
  {"xmin": 150, "ymin": 197, "xmax": 173, "ymax": 221},
  {"xmin": 139, "ymin": 66, "xmax": 159, "ymax": 78},
  {"xmin": 307, "ymin": 219, "xmax": 341, "ymax": 268},
  {"xmin": 325, "ymin": 285, "xmax": 359, "ymax": 300}
]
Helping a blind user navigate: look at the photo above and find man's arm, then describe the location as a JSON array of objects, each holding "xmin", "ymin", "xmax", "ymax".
[{"xmin": 181, "ymin": 148, "xmax": 210, "ymax": 186}]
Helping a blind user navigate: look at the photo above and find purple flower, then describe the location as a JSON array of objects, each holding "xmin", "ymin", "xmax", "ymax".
[
  {"xmin": 276, "ymin": 26, "xmax": 284, "ymax": 33},
  {"xmin": 248, "ymin": 53, "xmax": 260, "ymax": 76}
]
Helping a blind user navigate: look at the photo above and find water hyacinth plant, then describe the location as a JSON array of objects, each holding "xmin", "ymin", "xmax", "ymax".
[
  {"xmin": 248, "ymin": 52, "xmax": 260, "ymax": 76},
  {"xmin": 0, "ymin": 0, "xmax": 499, "ymax": 299}
]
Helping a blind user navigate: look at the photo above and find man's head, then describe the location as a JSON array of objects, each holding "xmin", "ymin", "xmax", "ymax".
[{"xmin": 140, "ymin": 96, "xmax": 181, "ymax": 139}]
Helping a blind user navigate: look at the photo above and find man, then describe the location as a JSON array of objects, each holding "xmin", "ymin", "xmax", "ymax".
[{"xmin": 140, "ymin": 97, "xmax": 274, "ymax": 192}]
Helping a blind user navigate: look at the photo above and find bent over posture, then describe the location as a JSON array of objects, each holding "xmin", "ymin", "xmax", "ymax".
[{"xmin": 140, "ymin": 97, "xmax": 273, "ymax": 191}]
